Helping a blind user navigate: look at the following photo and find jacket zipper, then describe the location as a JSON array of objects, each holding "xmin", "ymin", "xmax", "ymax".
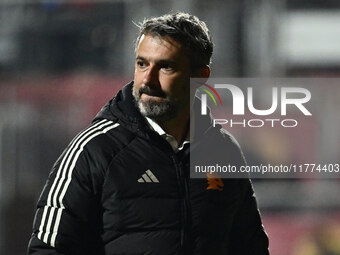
[{"xmin": 172, "ymin": 155, "xmax": 191, "ymax": 254}]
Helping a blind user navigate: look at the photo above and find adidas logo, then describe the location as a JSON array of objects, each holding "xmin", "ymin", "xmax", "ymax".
[{"xmin": 137, "ymin": 169, "xmax": 159, "ymax": 183}]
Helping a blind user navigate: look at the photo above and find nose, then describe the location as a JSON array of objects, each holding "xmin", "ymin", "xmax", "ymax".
[{"xmin": 143, "ymin": 65, "xmax": 159, "ymax": 86}]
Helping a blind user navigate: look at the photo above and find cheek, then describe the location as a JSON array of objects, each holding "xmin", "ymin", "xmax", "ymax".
[
  {"xmin": 133, "ymin": 71, "xmax": 144, "ymax": 89},
  {"xmin": 166, "ymin": 76, "xmax": 190, "ymax": 99},
  {"xmin": 133, "ymin": 75, "xmax": 142, "ymax": 94},
  {"xmin": 134, "ymin": 69, "xmax": 141, "ymax": 82}
]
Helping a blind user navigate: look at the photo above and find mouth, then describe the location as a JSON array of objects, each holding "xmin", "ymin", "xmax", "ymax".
[
  {"xmin": 140, "ymin": 93, "xmax": 166, "ymax": 103},
  {"xmin": 141, "ymin": 92, "xmax": 162, "ymax": 97},
  {"xmin": 139, "ymin": 86, "xmax": 166, "ymax": 99}
]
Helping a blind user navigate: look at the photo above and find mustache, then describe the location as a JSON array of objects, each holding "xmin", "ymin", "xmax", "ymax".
[{"xmin": 139, "ymin": 86, "xmax": 166, "ymax": 98}]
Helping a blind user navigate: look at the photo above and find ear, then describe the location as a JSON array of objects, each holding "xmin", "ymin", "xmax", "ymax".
[
  {"xmin": 192, "ymin": 65, "xmax": 210, "ymax": 80},
  {"xmin": 190, "ymin": 66, "xmax": 210, "ymax": 99}
]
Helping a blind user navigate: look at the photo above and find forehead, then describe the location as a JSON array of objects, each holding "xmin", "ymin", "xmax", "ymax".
[{"xmin": 136, "ymin": 34, "xmax": 187, "ymax": 62}]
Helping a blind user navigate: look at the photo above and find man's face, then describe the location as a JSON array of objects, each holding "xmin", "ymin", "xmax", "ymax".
[{"xmin": 133, "ymin": 34, "xmax": 191, "ymax": 121}]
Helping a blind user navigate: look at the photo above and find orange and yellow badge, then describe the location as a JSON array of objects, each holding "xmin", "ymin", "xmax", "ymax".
[{"xmin": 206, "ymin": 172, "xmax": 224, "ymax": 191}]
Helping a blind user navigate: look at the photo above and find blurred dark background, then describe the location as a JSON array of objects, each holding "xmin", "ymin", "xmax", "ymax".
[{"xmin": 0, "ymin": 1, "xmax": 340, "ymax": 254}]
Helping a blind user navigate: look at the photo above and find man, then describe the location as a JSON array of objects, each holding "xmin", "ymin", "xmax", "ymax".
[{"xmin": 27, "ymin": 12, "xmax": 269, "ymax": 254}]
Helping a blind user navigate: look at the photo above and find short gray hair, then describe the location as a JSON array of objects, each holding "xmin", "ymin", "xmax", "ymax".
[{"xmin": 135, "ymin": 12, "xmax": 213, "ymax": 70}]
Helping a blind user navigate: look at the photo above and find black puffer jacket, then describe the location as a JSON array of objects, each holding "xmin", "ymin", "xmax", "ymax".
[{"xmin": 27, "ymin": 81, "xmax": 269, "ymax": 255}]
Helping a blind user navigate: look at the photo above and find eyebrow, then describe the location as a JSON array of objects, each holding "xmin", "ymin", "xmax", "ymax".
[
  {"xmin": 136, "ymin": 56, "xmax": 177, "ymax": 66},
  {"xmin": 136, "ymin": 56, "xmax": 146, "ymax": 61}
]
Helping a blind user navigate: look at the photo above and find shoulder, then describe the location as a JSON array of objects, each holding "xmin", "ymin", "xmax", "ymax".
[
  {"xmin": 64, "ymin": 119, "xmax": 135, "ymax": 173},
  {"xmin": 212, "ymin": 126, "xmax": 243, "ymax": 152},
  {"xmin": 54, "ymin": 119, "xmax": 137, "ymax": 191},
  {"xmin": 218, "ymin": 127, "xmax": 243, "ymax": 150},
  {"xmin": 82, "ymin": 119, "xmax": 133, "ymax": 153},
  {"xmin": 211, "ymin": 126, "xmax": 247, "ymax": 166}
]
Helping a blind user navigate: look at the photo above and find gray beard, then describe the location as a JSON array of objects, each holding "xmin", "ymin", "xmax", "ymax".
[{"xmin": 132, "ymin": 87, "xmax": 177, "ymax": 122}]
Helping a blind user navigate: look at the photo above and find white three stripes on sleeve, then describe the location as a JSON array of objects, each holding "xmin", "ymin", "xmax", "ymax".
[{"xmin": 37, "ymin": 119, "xmax": 119, "ymax": 247}]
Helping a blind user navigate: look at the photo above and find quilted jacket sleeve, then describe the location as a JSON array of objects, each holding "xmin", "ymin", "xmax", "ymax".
[
  {"xmin": 26, "ymin": 126, "xmax": 110, "ymax": 255},
  {"xmin": 229, "ymin": 178, "xmax": 270, "ymax": 255},
  {"xmin": 27, "ymin": 146, "xmax": 104, "ymax": 255}
]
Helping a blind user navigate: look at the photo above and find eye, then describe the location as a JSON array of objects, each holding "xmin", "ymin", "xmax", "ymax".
[
  {"xmin": 136, "ymin": 60, "xmax": 147, "ymax": 69},
  {"xmin": 160, "ymin": 64, "xmax": 174, "ymax": 72}
]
